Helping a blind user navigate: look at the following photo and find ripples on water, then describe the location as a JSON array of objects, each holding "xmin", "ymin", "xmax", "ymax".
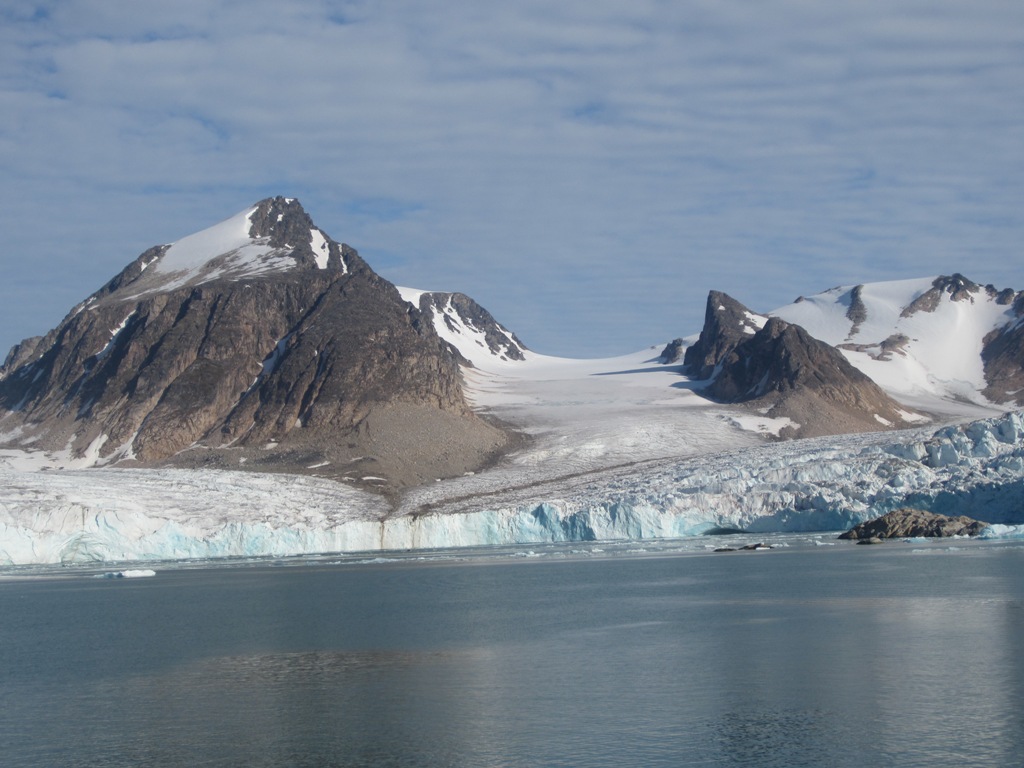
[{"xmin": 2, "ymin": 536, "xmax": 1023, "ymax": 767}]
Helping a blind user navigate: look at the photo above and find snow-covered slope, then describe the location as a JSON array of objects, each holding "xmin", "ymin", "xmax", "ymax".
[
  {"xmin": 398, "ymin": 286, "xmax": 528, "ymax": 366},
  {"xmin": 771, "ymin": 275, "xmax": 1020, "ymax": 410}
]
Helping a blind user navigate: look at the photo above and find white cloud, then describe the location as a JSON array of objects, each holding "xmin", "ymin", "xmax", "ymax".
[{"xmin": 0, "ymin": 0, "xmax": 1022, "ymax": 357}]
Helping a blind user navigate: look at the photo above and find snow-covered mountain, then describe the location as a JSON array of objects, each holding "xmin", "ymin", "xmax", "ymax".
[
  {"xmin": 2, "ymin": 198, "xmax": 1023, "ymax": 565},
  {"xmin": 770, "ymin": 274, "xmax": 1024, "ymax": 410}
]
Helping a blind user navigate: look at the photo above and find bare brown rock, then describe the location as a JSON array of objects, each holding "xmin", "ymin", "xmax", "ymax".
[{"xmin": 838, "ymin": 508, "xmax": 989, "ymax": 540}]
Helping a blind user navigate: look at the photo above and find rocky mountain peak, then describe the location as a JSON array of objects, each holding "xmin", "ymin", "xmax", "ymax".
[
  {"xmin": 90, "ymin": 198, "xmax": 358, "ymax": 304},
  {"xmin": 901, "ymin": 273, "xmax": 981, "ymax": 317},
  {"xmin": 244, "ymin": 196, "xmax": 352, "ymax": 272},
  {"xmin": 684, "ymin": 290, "xmax": 919, "ymax": 437},
  {"xmin": 682, "ymin": 291, "xmax": 766, "ymax": 379},
  {"xmin": 247, "ymin": 197, "xmax": 313, "ymax": 242}
]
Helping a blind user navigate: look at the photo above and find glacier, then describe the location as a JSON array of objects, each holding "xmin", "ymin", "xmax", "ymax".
[{"xmin": 3, "ymin": 409, "xmax": 1023, "ymax": 566}]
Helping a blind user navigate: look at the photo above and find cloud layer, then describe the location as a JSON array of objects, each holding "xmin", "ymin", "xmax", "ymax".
[{"xmin": 2, "ymin": 0, "xmax": 1022, "ymax": 356}]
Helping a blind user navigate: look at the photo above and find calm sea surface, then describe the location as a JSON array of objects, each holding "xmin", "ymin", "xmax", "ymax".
[{"xmin": 2, "ymin": 537, "xmax": 1023, "ymax": 767}]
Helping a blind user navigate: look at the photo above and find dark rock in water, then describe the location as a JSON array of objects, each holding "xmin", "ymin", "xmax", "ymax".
[
  {"xmin": 839, "ymin": 508, "xmax": 989, "ymax": 540},
  {"xmin": 702, "ymin": 526, "xmax": 748, "ymax": 535},
  {"xmin": 855, "ymin": 537, "xmax": 885, "ymax": 545}
]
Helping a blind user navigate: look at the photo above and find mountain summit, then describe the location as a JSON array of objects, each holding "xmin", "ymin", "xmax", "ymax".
[
  {"xmin": 0, "ymin": 198, "xmax": 512, "ymax": 488},
  {"xmin": 684, "ymin": 291, "xmax": 919, "ymax": 437}
]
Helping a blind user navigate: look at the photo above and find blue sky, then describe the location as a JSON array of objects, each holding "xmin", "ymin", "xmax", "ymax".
[{"xmin": 1, "ymin": 0, "xmax": 1021, "ymax": 358}]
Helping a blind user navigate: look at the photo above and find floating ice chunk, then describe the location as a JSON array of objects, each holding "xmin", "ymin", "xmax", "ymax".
[
  {"xmin": 97, "ymin": 569, "xmax": 156, "ymax": 579},
  {"xmin": 979, "ymin": 524, "xmax": 1024, "ymax": 539}
]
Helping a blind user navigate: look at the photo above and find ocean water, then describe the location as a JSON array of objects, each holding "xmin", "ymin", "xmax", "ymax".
[{"xmin": 2, "ymin": 537, "xmax": 1023, "ymax": 767}]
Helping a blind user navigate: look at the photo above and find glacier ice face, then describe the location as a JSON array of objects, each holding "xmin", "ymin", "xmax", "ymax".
[{"xmin": 2, "ymin": 411, "xmax": 1024, "ymax": 565}]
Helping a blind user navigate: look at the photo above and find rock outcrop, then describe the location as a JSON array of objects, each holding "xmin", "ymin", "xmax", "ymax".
[
  {"xmin": 659, "ymin": 338, "xmax": 685, "ymax": 364},
  {"xmin": 838, "ymin": 508, "xmax": 990, "ymax": 540},
  {"xmin": 900, "ymin": 273, "xmax": 980, "ymax": 317},
  {"xmin": 982, "ymin": 292, "xmax": 1024, "ymax": 406},
  {"xmin": 682, "ymin": 291, "xmax": 765, "ymax": 380}
]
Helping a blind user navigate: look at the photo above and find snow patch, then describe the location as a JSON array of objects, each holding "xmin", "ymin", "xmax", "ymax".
[
  {"xmin": 93, "ymin": 311, "xmax": 137, "ymax": 360},
  {"xmin": 157, "ymin": 207, "xmax": 264, "ymax": 274},
  {"xmin": 309, "ymin": 228, "xmax": 329, "ymax": 270}
]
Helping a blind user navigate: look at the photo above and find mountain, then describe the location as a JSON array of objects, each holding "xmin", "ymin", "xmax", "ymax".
[
  {"xmin": 682, "ymin": 291, "xmax": 920, "ymax": 437},
  {"xmin": 0, "ymin": 197, "xmax": 512, "ymax": 489},
  {"xmin": 770, "ymin": 274, "xmax": 1024, "ymax": 409}
]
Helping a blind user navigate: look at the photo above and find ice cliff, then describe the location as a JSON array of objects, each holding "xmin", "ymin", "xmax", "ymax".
[{"xmin": 2, "ymin": 410, "xmax": 1023, "ymax": 565}]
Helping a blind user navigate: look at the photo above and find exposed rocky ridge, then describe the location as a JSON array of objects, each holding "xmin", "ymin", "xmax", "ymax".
[
  {"xmin": 982, "ymin": 294, "xmax": 1024, "ymax": 406},
  {"xmin": 837, "ymin": 333, "xmax": 910, "ymax": 361},
  {"xmin": 845, "ymin": 284, "xmax": 868, "ymax": 337},
  {"xmin": 684, "ymin": 291, "xmax": 917, "ymax": 437},
  {"xmin": 1, "ymin": 336, "xmax": 44, "ymax": 375},
  {"xmin": 838, "ymin": 508, "xmax": 989, "ymax": 540},
  {"xmin": 901, "ymin": 273, "xmax": 981, "ymax": 316},
  {"xmin": 778, "ymin": 274, "xmax": 1024, "ymax": 409},
  {"xmin": 0, "ymin": 198, "xmax": 512, "ymax": 490},
  {"xmin": 414, "ymin": 291, "xmax": 527, "ymax": 363}
]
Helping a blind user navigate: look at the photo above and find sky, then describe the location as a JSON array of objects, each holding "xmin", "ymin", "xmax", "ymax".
[{"xmin": 1, "ymin": 0, "xmax": 1022, "ymax": 359}]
